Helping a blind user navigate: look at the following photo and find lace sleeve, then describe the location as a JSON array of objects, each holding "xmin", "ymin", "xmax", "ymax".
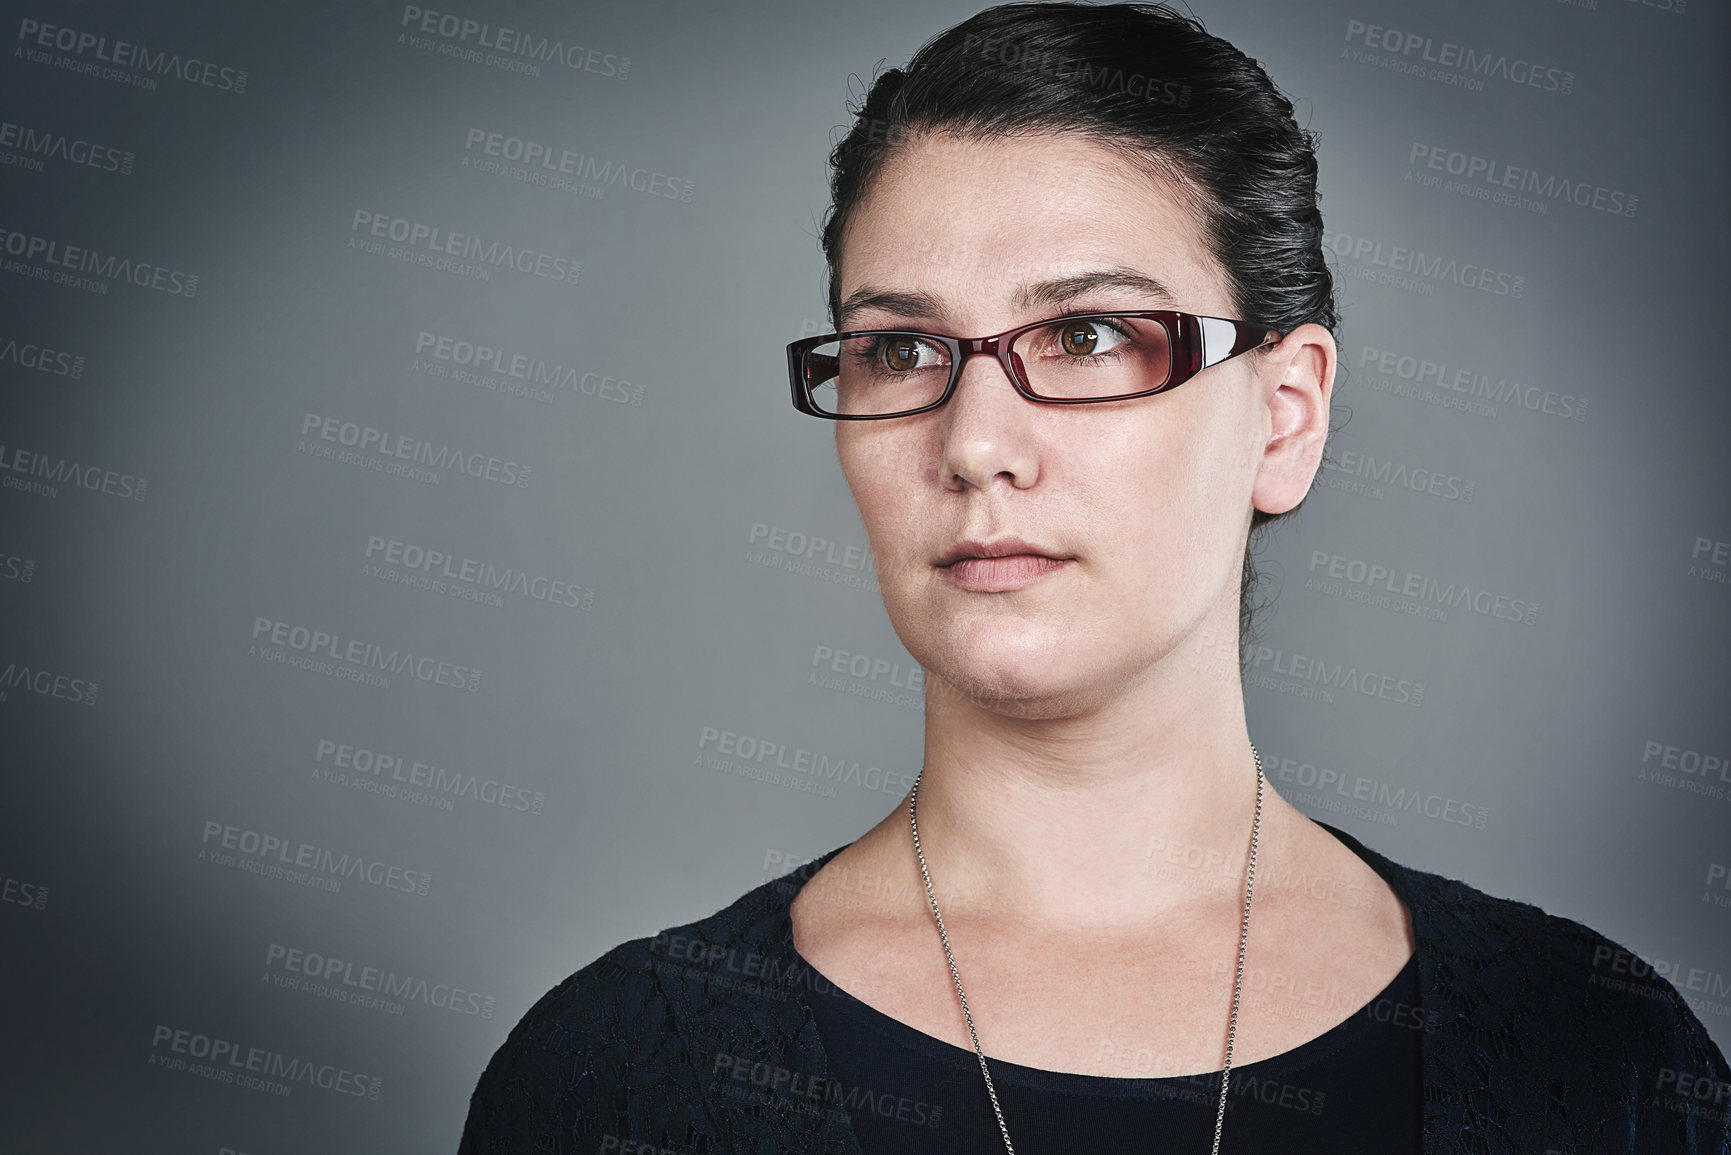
[
  {"xmin": 456, "ymin": 942, "xmax": 720, "ymax": 1154},
  {"xmin": 1546, "ymin": 912, "xmax": 1731, "ymax": 1154}
]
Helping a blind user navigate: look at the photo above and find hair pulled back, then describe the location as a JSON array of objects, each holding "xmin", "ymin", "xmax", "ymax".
[{"xmin": 818, "ymin": 2, "xmax": 1338, "ymax": 669}]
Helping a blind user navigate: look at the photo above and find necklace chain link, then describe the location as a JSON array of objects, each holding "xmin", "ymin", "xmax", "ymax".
[{"xmin": 908, "ymin": 744, "xmax": 1266, "ymax": 1155}]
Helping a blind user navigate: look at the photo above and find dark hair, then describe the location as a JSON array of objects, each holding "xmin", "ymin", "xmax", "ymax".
[{"xmin": 818, "ymin": 1, "xmax": 1338, "ymax": 673}]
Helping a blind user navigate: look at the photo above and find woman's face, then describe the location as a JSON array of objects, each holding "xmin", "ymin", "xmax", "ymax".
[{"xmin": 833, "ymin": 130, "xmax": 1330, "ymax": 719}]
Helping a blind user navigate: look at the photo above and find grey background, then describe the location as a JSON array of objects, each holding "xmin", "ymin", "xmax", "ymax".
[{"xmin": 1, "ymin": 0, "xmax": 1727, "ymax": 1150}]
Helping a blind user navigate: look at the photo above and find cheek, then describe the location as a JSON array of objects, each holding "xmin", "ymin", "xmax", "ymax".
[
  {"xmin": 1153, "ymin": 381, "xmax": 1255, "ymax": 493},
  {"xmin": 856, "ymin": 478, "xmax": 910, "ymax": 544},
  {"xmin": 839, "ymin": 434, "xmax": 927, "ymax": 547},
  {"xmin": 1089, "ymin": 416, "xmax": 1241, "ymax": 569}
]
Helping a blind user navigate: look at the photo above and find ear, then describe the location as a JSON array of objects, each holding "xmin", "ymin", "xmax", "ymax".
[{"xmin": 1251, "ymin": 322, "xmax": 1335, "ymax": 516}]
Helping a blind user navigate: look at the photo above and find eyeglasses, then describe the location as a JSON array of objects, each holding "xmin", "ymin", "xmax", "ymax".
[{"xmin": 786, "ymin": 310, "xmax": 1281, "ymax": 420}]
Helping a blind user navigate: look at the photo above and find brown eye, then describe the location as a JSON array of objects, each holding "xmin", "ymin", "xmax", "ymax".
[
  {"xmin": 882, "ymin": 338, "xmax": 923, "ymax": 372},
  {"xmin": 1060, "ymin": 324, "xmax": 1099, "ymax": 356}
]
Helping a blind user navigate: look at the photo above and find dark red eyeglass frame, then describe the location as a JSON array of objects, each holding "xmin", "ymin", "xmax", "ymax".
[{"xmin": 786, "ymin": 310, "xmax": 1282, "ymax": 420}]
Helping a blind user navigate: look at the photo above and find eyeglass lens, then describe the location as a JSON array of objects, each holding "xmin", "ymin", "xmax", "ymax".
[{"xmin": 802, "ymin": 315, "xmax": 1176, "ymax": 417}]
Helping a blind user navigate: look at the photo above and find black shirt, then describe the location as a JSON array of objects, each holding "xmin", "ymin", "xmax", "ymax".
[
  {"xmin": 797, "ymin": 948, "xmax": 1424, "ymax": 1153},
  {"xmin": 459, "ymin": 823, "xmax": 1731, "ymax": 1155}
]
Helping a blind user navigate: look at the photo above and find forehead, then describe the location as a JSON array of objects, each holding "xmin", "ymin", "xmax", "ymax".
[{"xmin": 838, "ymin": 129, "xmax": 1229, "ymax": 323}]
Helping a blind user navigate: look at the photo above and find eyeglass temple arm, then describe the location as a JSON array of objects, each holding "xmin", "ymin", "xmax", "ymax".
[
  {"xmin": 1198, "ymin": 317, "xmax": 1281, "ymax": 369},
  {"xmin": 806, "ymin": 350, "xmax": 839, "ymax": 385}
]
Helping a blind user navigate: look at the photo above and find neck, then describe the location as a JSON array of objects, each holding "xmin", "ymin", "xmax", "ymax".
[{"xmin": 908, "ymin": 622, "xmax": 1281, "ymax": 930}]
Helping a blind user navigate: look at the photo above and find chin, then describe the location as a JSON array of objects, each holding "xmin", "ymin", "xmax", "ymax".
[
  {"xmin": 929, "ymin": 666, "xmax": 1110, "ymax": 721},
  {"xmin": 914, "ymin": 631, "xmax": 1094, "ymax": 718}
]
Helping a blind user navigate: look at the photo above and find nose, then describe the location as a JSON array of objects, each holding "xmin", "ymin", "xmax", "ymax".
[{"xmin": 937, "ymin": 346, "xmax": 1039, "ymax": 490}]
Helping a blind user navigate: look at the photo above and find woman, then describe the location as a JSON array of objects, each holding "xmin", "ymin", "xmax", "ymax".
[{"xmin": 460, "ymin": 4, "xmax": 1729, "ymax": 1152}]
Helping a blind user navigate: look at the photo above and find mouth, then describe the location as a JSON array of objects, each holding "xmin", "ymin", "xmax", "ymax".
[
  {"xmin": 934, "ymin": 537, "xmax": 1071, "ymax": 568},
  {"xmin": 934, "ymin": 537, "xmax": 1075, "ymax": 593}
]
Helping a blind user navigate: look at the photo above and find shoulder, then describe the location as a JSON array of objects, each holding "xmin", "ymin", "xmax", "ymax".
[
  {"xmin": 457, "ymin": 865, "xmax": 821, "ymax": 1153},
  {"xmin": 1349, "ymin": 832, "xmax": 1730, "ymax": 1145},
  {"xmin": 454, "ymin": 932, "xmax": 695, "ymax": 1153}
]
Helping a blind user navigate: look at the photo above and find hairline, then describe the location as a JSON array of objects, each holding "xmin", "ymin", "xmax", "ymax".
[{"xmin": 826, "ymin": 122, "xmax": 1245, "ymax": 331}]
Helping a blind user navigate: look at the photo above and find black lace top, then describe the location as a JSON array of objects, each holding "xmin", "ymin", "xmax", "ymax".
[
  {"xmin": 800, "ymin": 946, "xmax": 1423, "ymax": 1152},
  {"xmin": 459, "ymin": 822, "xmax": 1731, "ymax": 1153}
]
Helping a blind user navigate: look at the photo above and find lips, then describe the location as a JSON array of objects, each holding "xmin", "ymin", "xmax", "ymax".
[{"xmin": 935, "ymin": 537, "xmax": 1070, "ymax": 567}]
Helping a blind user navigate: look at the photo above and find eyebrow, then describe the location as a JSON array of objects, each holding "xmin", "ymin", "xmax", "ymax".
[{"xmin": 837, "ymin": 266, "xmax": 1179, "ymax": 328}]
